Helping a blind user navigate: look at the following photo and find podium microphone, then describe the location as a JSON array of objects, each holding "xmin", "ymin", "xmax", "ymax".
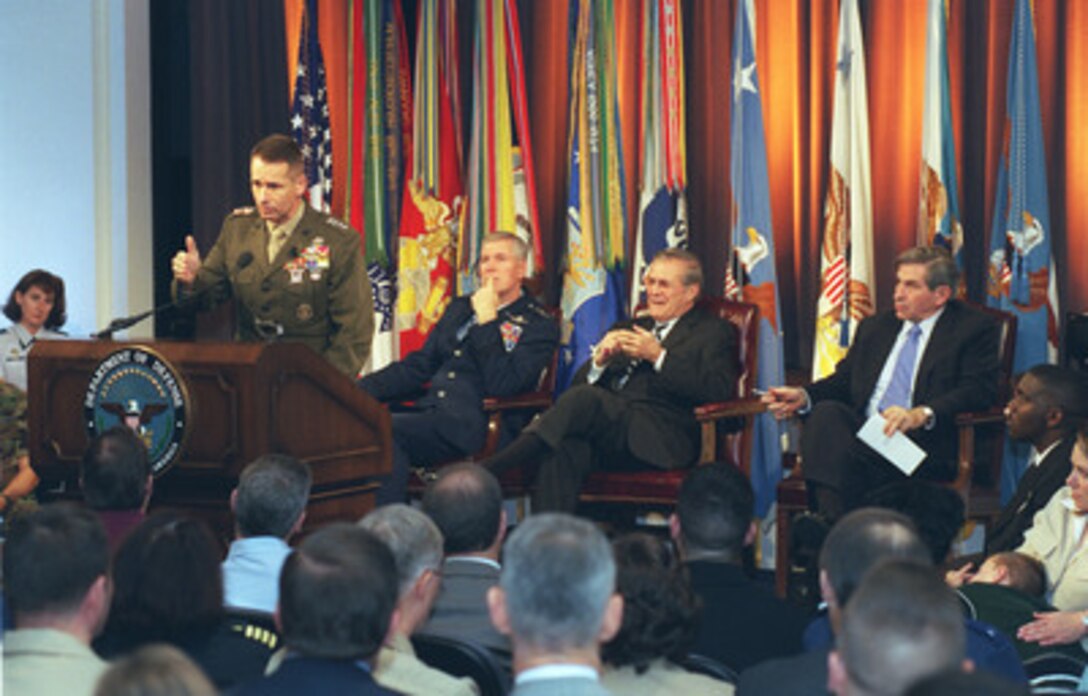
[{"xmin": 93, "ymin": 252, "xmax": 256, "ymax": 340}]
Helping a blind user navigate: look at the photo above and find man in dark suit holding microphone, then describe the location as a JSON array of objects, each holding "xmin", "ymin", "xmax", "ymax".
[
  {"xmin": 764, "ymin": 246, "xmax": 1000, "ymax": 519},
  {"xmin": 172, "ymin": 134, "xmax": 373, "ymax": 377}
]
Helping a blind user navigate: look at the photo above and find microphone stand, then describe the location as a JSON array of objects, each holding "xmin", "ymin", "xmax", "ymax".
[
  {"xmin": 93, "ymin": 299, "xmax": 186, "ymax": 340},
  {"xmin": 94, "ymin": 252, "xmax": 255, "ymax": 340}
]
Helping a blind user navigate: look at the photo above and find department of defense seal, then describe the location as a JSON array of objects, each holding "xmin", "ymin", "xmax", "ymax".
[{"xmin": 83, "ymin": 347, "xmax": 190, "ymax": 477}]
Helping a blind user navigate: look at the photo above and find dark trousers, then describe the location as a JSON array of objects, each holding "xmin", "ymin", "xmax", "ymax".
[
  {"xmin": 374, "ymin": 409, "xmax": 477, "ymax": 505},
  {"xmin": 800, "ymin": 401, "xmax": 954, "ymax": 516},
  {"xmin": 528, "ymin": 385, "xmax": 653, "ymax": 513}
]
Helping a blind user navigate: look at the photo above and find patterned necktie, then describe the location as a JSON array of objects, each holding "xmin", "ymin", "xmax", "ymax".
[
  {"xmin": 879, "ymin": 324, "xmax": 922, "ymax": 411},
  {"xmin": 616, "ymin": 323, "xmax": 665, "ymax": 390}
]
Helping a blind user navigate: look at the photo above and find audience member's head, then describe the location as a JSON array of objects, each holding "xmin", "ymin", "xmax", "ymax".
[
  {"xmin": 489, "ymin": 513, "xmax": 622, "ymax": 664},
  {"xmin": 971, "ymin": 551, "xmax": 1047, "ymax": 597},
  {"xmin": 671, "ymin": 462, "xmax": 754, "ymax": 561},
  {"xmin": 80, "ymin": 426, "xmax": 151, "ymax": 511},
  {"xmin": 866, "ymin": 480, "xmax": 964, "ymax": 564},
  {"xmin": 601, "ymin": 533, "xmax": 698, "ymax": 674},
  {"xmin": 903, "ymin": 668, "xmax": 1029, "ymax": 696},
  {"xmin": 1070, "ymin": 422, "xmax": 1088, "ymax": 514},
  {"xmin": 4, "ymin": 503, "xmax": 110, "ymax": 639},
  {"xmin": 1006, "ymin": 364, "xmax": 1088, "ymax": 444},
  {"xmin": 103, "ymin": 512, "xmax": 224, "ymax": 650},
  {"xmin": 232, "ymin": 454, "xmax": 312, "ymax": 539},
  {"xmin": 358, "ymin": 503, "xmax": 444, "ymax": 636},
  {"xmin": 94, "ymin": 644, "xmax": 216, "ymax": 696},
  {"xmin": 831, "ymin": 559, "xmax": 967, "ymax": 696},
  {"xmin": 819, "ymin": 508, "xmax": 930, "ymax": 630},
  {"xmin": 421, "ymin": 462, "xmax": 505, "ymax": 556},
  {"xmin": 278, "ymin": 523, "xmax": 398, "ymax": 661}
]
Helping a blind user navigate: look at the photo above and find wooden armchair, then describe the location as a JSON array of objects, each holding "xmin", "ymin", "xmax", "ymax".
[
  {"xmin": 774, "ymin": 304, "xmax": 1018, "ymax": 596},
  {"xmin": 576, "ymin": 296, "xmax": 764, "ymax": 515}
]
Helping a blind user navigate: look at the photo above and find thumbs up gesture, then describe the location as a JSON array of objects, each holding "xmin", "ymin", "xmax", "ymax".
[{"xmin": 172, "ymin": 235, "xmax": 202, "ymax": 284}]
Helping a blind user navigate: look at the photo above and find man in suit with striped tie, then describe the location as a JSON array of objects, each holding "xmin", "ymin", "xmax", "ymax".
[
  {"xmin": 484, "ymin": 248, "xmax": 739, "ymax": 513},
  {"xmin": 765, "ymin": 246, "xmax": 1001, "ymax": 519}
]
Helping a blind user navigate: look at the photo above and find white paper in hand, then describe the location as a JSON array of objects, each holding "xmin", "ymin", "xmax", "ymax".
[{"xmin": 857, "ymin": 413, "xmax": 927, "ymax": 475}]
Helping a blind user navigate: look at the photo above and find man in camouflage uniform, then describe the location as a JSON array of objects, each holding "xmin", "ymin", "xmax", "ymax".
[
  {"xmin": 0, "ymin": 380, "xmax": 39, "ymax": 521},
  {"xmin": 172, "ymin": 134, "xmax": 373, "ymax": 376}
]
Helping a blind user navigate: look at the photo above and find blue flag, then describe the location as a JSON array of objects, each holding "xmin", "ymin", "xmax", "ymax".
[
  {"xmin": 290, "ymin": 0, "xmax": 333, "ymax": 212},
  {"xmin": 727, "ymin": 0, "xmax": 786, "ymax": 519},
  {"xmin": 986, "ymin": 0, "xmax": 1060, "ymax": 501},
  {"xmin": 557, "ymin": 0, "xmax": 627, "ymax": 393},
  {"xmin": 918, "ymin": 0, "xmax": 964, "ymax": 282}
]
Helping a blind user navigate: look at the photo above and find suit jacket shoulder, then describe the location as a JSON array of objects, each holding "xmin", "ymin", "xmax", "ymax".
[
  {"xmin": 687, "ymin": 560, "xmax": 807, "ymax": 673},
  {"xmin": 987, "ymin": 437, "xmax": 1075, "ymax": 553},
  {"xmin": 736, "ymin": 648, "xmax": 829, "ymax": 696},
  {"xmin": 375, "ymin": 637, "xmax": 479, "ymax": 696},
  {"xmin": 234, "ymin": 656, "xmax": 395, "ymax": 695},
  {"xmin": 424, "ymin": 558, "xmax": 511, "ymax": 661},
  {"xmin": 601, "ymin": 659, "xmax": 733, "ymax": 696}
]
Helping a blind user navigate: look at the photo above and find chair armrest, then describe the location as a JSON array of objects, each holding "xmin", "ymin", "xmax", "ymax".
[
  {"xmin": 694, "ymin": 396, "xmax": 767, "ymax": 422},
  {"xmin": 694, "ymin": 397, "xmax": 767, "ymax": 471},
  {"xmin": 955, "ymin": 409, "xmax": 1006, "ymax": 428},
  {"xmin": 482, "ymin": 390, "xmax": 554, "ymax": 412}
]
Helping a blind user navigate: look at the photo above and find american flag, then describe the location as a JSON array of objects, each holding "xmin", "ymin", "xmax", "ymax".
[
  {"xmin": 822, "ymin": 255, "xmax": 846, "ymax": 307},
  {"xmin": 290, "ymin": 0, "xmax": 332, "ymax": 212}
]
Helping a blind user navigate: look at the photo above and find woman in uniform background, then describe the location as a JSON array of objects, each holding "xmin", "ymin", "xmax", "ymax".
[{"xmin": 0, "ymin": 269, "xmax": 67, "ymax": 391}]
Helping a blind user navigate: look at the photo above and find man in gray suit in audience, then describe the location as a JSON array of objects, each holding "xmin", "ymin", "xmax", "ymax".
[
  {"xmin": 488, "ymin": 513, "xmax": 622, "ymax": 696},
  {"xmin": 421, "ymin": 463, "xmax": 512, "ymax": 670}
]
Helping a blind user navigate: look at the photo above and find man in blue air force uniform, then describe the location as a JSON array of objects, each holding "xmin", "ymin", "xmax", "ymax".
[{"xmin": 358, "ymin": 232, "xmax": 559, "ymax": 505}]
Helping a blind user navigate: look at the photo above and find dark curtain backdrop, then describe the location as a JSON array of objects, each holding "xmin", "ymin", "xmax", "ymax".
[
  {"xmin": 155, "ymin": 0, "xmax": 1087, "ymax": 372},
  {"xmin": 151, "ymin": 0, "xmax": 289, "ymax": 339}
]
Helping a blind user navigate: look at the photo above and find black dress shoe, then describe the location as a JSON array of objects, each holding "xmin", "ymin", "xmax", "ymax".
[
  {"xmin": 791, "ymin": 511, "xmax": 831, "ymax": 559},
  {"xmin": 788, "ymin": 512, "xmax": 831, "ymax": 608}
]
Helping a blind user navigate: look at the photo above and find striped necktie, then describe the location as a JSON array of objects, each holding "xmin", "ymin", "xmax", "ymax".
[{"xmin": 616, "ymin": 323, "xmax": 665, "ymax": 389}]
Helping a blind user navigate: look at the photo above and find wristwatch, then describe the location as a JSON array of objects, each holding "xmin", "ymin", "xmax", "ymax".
[{"xmin": 919, "ymin": 406, "xmax": 936, "ymax": 430}]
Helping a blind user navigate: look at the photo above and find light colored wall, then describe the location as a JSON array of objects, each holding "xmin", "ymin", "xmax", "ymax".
[{"xmin": 0, "ymin": 0, "xmax": 152, "ymax": 340}]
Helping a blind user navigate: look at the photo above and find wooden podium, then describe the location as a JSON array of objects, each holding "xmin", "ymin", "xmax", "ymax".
[{"xmin": 27, "ymin": 340, "xmax": 391, "ymax": 538}]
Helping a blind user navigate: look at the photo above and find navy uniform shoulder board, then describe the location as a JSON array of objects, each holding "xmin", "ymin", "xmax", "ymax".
[{"xmin": 227, "ymin": 617, "xmax": 281, "ymax": 651}]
